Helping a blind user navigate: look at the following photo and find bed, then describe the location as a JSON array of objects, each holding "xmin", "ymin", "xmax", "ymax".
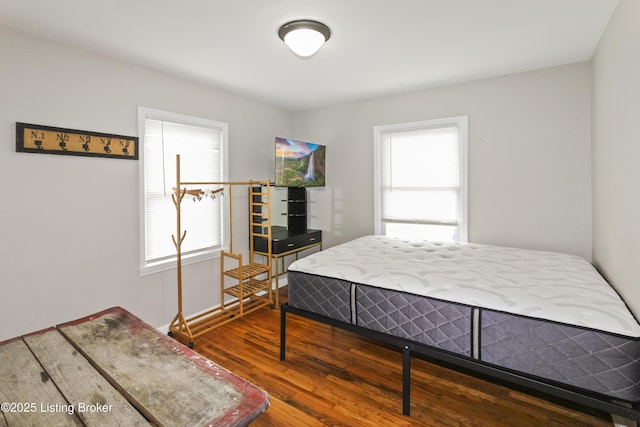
[{"xmin": 279, "ymin": 235, "xmax": 640, "ymax": 422}]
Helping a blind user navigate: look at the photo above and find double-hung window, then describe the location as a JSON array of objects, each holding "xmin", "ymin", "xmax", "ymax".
[
  {"xmin": 374, "ymin": 116, "xmax": 468, "ymax": 242},
  {"xmin": 139, "ymin": 107, "xmax": 228, "ymax": 274}
]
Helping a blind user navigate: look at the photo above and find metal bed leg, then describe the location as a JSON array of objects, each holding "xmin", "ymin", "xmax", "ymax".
[
  {"xmin": 280, "ymin": 305, "xmax": 287, "ymax": 361},
  {"xmin": 403, "ymin": 344, "xmax": 411, "ymax": 416}
]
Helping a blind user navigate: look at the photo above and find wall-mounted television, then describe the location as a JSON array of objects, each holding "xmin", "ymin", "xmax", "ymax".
[{"xmin": 275, "ymin": 137, "xmax": 326, "ymax": 187}]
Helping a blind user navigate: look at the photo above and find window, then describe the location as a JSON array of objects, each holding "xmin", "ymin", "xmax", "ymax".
[
  {"xmin": 139, "ymin": 107, "xmax": 228, "ymax": 274},
  {"xmin": 374, "ymin": 116, "xmax": 468, "ymax": 242}
]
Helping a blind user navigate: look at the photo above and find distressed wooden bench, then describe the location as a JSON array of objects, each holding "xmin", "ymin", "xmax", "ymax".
[{"xmin": 0, "ymin": 307, "xmax": 269, "ymax": 426}]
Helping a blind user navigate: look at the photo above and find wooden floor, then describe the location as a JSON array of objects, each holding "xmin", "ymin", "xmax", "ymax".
[{"xmin": 195, "ymin": 289, "xmax": 614, "ymax": 427}]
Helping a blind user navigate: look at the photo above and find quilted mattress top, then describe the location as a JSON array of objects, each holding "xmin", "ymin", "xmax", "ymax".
[{"xmin": 288, "ymin": 235, "xmax": 640, "ymax": 337}]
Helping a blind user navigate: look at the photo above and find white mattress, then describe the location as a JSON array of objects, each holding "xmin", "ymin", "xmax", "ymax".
[{"xmin": 288, "ymin": 235, "xmax": 640, "ymax": 338}]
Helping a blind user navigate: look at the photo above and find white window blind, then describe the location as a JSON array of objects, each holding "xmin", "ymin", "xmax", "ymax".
[
  {"xmin": 139, "ymin": 108, "xmax": 228, "ymax": 273},
  {"xmin": 374, "ymin": 117, "xmax": 467, "ymax": 242}
]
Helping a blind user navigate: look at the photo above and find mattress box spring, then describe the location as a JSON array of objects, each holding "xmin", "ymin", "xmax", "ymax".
[{"xmin": 288, "ymin": 271, "xmax": 640, "ymax": 403}]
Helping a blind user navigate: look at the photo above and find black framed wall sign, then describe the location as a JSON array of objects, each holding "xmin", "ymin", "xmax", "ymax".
[{"xmin": 16, "ymin": 122, "xmax": 138, "ymax": 160}]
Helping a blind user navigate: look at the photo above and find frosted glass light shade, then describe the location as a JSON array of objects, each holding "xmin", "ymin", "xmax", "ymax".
[
  {"xmin": 279, "ymin": 20, "xmax": 331, "ymax": 58},
  {"xmin": 284, "ymin": 28, "xmax": 326, "ymax": 57}
]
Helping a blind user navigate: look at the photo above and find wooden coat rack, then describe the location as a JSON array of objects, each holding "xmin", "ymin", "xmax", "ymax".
[{"xmin": 168, "ymin": 155, "xmax": 273, "ymax": 348}]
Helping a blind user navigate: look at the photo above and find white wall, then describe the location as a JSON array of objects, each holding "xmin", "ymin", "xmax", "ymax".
[
  {"xmin": 592, "ymin": 0, "xmax": 640, "ymax": 320},
  {"xmin": 295, "ymin": 63, "xmax": 593, "ymax": 259},
  {"xmin": 0, "ymin": 26, "xmax": 294, "ymax": 341}
]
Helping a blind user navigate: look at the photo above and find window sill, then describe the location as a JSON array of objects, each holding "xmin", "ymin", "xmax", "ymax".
[{"xmin": 139, "ymin": 248, "xmax": 222, "ymax": 276}]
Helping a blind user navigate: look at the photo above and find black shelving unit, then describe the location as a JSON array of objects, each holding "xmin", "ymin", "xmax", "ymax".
[
  {"xmin": 286, "ymin": 187, "xmax": 307, "ymax": 232},
  {"xmin": 252, "ymin": 185, "xmax": 322, "ymax": 308}
]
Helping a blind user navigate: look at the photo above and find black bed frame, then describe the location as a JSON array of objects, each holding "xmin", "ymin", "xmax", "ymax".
[{"xmin": 280, "ymin": 302, "xmax": 640, "ymax": 422}]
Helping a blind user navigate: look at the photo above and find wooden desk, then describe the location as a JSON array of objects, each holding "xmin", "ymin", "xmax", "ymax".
[
  {"xmin": 0, "ymin": 307, "xmax": 269, "ymax": 426},
  {"xmin": 254, "ymin": 227, "xmax": 322, "ymax": 308}
]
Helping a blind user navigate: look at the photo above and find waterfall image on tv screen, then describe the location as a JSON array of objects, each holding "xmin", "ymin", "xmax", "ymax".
[{"xmin": 275, "ymin": 137, "xmax": 326, "ymax": 187}]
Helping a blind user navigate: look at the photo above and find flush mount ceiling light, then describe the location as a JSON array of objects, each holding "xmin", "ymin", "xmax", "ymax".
[{"xmin": 278, "ymin": 20, "xmax": 331, "ymax": 58}]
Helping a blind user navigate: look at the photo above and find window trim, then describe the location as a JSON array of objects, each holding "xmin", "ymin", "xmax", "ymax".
[
  {"xmin": 373, "ymin": 116, "xmax": 468, "ymax": 242},
  {"xmin": 138, "ymin": 106, "xmax": 229, "ymax": 275}
]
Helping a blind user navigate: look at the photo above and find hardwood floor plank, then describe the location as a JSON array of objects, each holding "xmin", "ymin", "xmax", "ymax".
[
  {"xmin": 255, "ymin": 396, "xmax": 327, "ymax": 427},
  {"xmin": 195, "ymin": 288, "xmax": 615, "ymax": 426}
]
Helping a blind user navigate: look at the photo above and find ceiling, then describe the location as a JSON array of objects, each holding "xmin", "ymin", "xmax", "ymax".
[{"xmin": 0, "ymin": 0, "xmax": 618, "ymax": 111}]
